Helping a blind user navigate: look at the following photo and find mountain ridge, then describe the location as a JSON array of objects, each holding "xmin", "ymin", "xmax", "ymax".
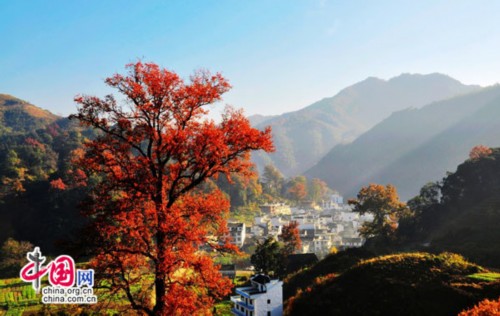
[
  {"xmin": 306, "ymin": 85, "xmax": 500, "ymax": 200},
  {"xmin": 252, "ymin": 73, "xmax": 480, "ymax": 176}
]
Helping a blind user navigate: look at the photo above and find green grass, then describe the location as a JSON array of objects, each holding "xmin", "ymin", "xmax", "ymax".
[
  {"xmin": 0, "ymin": 278, "xmax": 38, "ymax": 308},
  {"xmin": 214, "ymin": 300, "xmax": 232, "ymax": 316},
  {"xmin": 468, "ymin": 272, "xmax": 500, "ymax": 282}
]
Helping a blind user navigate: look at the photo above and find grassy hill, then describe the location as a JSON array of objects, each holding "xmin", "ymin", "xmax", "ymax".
[
  {"xmin": 0, "ymin": 94, "xmax": 59, "ymax": 134},
  {"xmin": 285, "ymin": 252, "xmax": 500, "ymax": 316}
]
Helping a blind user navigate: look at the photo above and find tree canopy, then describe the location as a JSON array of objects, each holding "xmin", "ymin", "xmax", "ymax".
[
  {"xmin": 349, "ymin": 184, "xmax": 409, "ymax": 239},
  {"xmin": 70, "ymin": 61, "xmax": 273, "ymax": 315}
]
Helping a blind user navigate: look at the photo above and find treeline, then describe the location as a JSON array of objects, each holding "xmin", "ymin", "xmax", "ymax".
[
  {"xmin": 214, "ymin": 164, "xmax": 334, "ymax": 209},
  {"xmin": 348, "ymin": 145, "xmax": 500, "ymax": 268},
  {"xmin": 0, "ymin": 118, "xmax": 95, "ymax": 261},
  {"xmin": 0, "ymin": 104, "xmax": 335, "ymax": 276}
]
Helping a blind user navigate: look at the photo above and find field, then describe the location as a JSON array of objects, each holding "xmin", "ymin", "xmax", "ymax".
[
  {"xmin": 0, "ymin": 271, "xmax": 252, "ymax": 315},
  {"xmin": 468, "ymin": 272, "xmax": 500, "ymax": 282},
  {"xmin": 0, "ymin": 278, "xmax": 40, "ymax": 316}
]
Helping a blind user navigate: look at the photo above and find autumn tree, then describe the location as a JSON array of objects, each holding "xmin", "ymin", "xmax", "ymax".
[
  {"xmin": 469, "ymin": 145, "xmax": 492, "ymax": 160},
  {"xmin": 458, "ymin": 297, "xmax": 500, "ymax": 315},
  {"xmin": 287, "ymin": 176, "xmax": 308, "ymax": 204},
  {"xmin": 308, "ymin": 178, "xmax": 330, "ymax": 203},
  {"xmin": 70, "ymin": 62, "xmax": 273, "ymax": 315},
  {"xmin": 280, "ymin": 221, "xmax": 301, "ymax": 255},
  {"xmin": 349, "ymin": 184, "xmax": 409, "ymax": 239}
]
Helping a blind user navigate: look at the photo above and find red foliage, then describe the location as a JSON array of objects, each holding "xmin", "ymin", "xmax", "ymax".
[
  {"xmin": 49, "ymin": 178, "xmax": 67, "ymax": 190},
  {"xmin": 25, "ymin": 137, "xmax": 45, "ymax": 149},
  {"xmin": 70, "ymin": 61, "xmax": 273, "ymax": 315},
  {"xmin": 288, "ymin": 182, "xmax": 307, "ymax": 202},
  {"xmin": 469, "ymin": 145, "xmax": 492, "ymax": 160},
  {"xmin": 458, "ymin": 297, "xmax": 500, "ymax": 316},
  {"xmin": 280, "ymin": 221, "xmax": 302, "ymax": 255}
]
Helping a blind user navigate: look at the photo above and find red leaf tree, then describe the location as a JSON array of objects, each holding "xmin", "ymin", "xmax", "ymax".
[
  {"xmin": 280, "ymin": 221, "xmax": 302, "ymax": 255},
  {"xmin": 469, "ymin": 145, "xmax": 492, "ymax": 160},
  {"xmin": 70, "ymin": 62, "xmax": 273, "ymax": 315}
]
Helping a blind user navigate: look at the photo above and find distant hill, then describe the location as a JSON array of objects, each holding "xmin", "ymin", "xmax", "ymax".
[
  {"xmin": 248, "ymin": 114, "xmax": 277, "ymax": 126},
  {"xmin": 252, "ymin": 73, "xmax": 479, "ymax": 176},
  {"xmin": 306, "ymin": 85, "xmax": 500, "ymax": 200},
  {"xmin": 0, "ymin": 94, "xmax": 59, "ymax": 134}
]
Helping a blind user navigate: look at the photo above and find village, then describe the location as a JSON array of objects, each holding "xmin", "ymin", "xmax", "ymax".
[
  {"xmin": 228, "ymin": 192, "xmax": 373, "ymax": 260},
  {"xmin": 227, "ymin": 192, "xmax": 374, "ymax": 316}
]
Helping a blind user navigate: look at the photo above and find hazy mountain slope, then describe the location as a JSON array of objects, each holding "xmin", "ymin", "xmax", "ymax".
[
  {"xmin": 248, "ymin": 114, "xmax": 277, "ymax": 126},
  {"xmin": 253, "ymin": 74, "xmax": 479, "ymax": 176},
  {"xmin": 306, "ymin": 86, "xmax": 500, "ymax": 200}
]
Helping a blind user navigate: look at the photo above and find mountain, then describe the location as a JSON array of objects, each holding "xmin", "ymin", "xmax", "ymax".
[
  {"xmin": 0, "ymin": 94, "xmax": 59, "ymax": 134},
  {"xmin": 306, "ymin": 85, "xmax": 500, "ymax": 200},
  {"xmin": 248, "ymin": 114, "xmax": 277, "ymax": 126},
  {"xmin": 252, "ymin": 74, "xmax": 479, "ymax": 176}
]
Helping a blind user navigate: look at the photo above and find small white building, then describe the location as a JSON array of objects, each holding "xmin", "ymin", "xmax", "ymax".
[
  {"xmin": 231, "ymin": 275, "xmax": 283, "ymax": 316},
  {"xmin": 228, "ymin": 222, "xmax": 246, "ymax": 248}
]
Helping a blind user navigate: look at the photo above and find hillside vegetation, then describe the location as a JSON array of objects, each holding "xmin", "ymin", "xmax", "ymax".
[
  {"xmin": 286, "ymin": 252, "xmax": 500, "ymax": 316},
  {"xmin": 394, "ymin": 147, "xmax": 500, "ymax": 268},
  {"xmin": 0, "ymin": 94, "xmax": 58, "ymax": 134}
]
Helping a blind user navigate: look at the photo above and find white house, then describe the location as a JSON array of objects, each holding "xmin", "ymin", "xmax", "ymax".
[
  {"xmin": 231, "ymin": 274, "xmax": 283, "ymax": 316},
  {"xmin": 228, "ymin": 222, "xmax": 246, "ymax": 248}
]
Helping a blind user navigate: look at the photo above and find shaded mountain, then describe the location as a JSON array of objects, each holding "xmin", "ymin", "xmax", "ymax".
[
  {"xmin": 306, "ymin": 85, "xmax": 500, "ymax": 200},
  {"xmin": 0, "ymin": 94, "xmax": 59, "ymax": 134},
  {"xmin": 253, "ymin": 74, "xmax": 479, "ymax": 176}
]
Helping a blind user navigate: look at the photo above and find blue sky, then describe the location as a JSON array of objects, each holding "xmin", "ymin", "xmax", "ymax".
[{"xmin": 1, "ymin": 0, "xmax": 500, "ymax": 117}]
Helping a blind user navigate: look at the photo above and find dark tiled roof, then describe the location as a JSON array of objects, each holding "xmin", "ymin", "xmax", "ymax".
[{"xmin": 251, "ymin": 274, "xmax": 271, "ymax": 285}]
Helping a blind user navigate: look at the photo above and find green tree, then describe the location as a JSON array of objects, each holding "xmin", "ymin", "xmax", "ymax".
[
  {"xmin": 251, "ymin": 237, "xmax": 284, "ymax": 277},
  {"xmin": 262, "ymin": 164, "xmax": 284, "ymax": 198},
  {"xmin": 0, "ymin": 238, "xmax": 34, "ymax": 277},
  {"xmin": 0, "ymin": 149, "xmax": 28, "ymax": 196},
  {"xmin": 407, "ymin": 182, "xmax": 441, "ymax": 215}
]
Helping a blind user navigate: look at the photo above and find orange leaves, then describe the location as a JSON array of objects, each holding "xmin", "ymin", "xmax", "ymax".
[
  {"xmin": 70, "ymin": 61, "xmax": 273, "ymax": 315},
  {"xmin": 281, "ymin": 221, "xmax": 302, "ymax": 255},
  {"xmin": 50, "ymin": 178, "xmax": 67, "ymax": 190},
  {"xmin": 459, "ymin": 297, "xmax": 500, "ymax": 316},
  {"xmin": 469, "ymin": 145, "xmax": 492, "ymax": 160},
  {"xmin": 350, "ymin": 183, "xmax": 409, "ymax": 238}
]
